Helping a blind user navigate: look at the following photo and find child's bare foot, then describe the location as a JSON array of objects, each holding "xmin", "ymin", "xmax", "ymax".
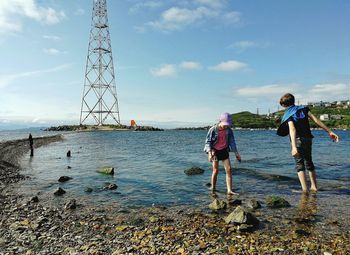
[
  {"xmin": 310, "ymin": 187, "xmax": 318, "ymax": 192},
  {"xmin": 227, "ymin": 191, "xmax": 239, "ymax": 196}
]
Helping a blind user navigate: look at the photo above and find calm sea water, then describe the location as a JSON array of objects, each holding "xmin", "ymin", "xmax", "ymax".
[{"xmin": 2, "ymin": 129, "xmax": 349, "ymax": 208}]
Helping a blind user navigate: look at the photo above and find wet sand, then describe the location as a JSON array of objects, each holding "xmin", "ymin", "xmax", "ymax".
[{"xmin": 0, "ymin": 135, "xmax": 349, "ymax": 254}]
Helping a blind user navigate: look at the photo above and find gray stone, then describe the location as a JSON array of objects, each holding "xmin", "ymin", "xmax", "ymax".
[
  {"xmin": 54, "ymin": 187, "xmax": 66, "ymax": 196},
  {"xmin": 31, "ymin": 196, "xmax": 39, "ymax": 203},
  {"xmin": 237, "ymin": 224, "xmax": 254, "ymax": 232},
  {"xmin": 246, "ymin": 199, "xmax": 261, "ymax": 209},
  {"xmin": 209, "ymin": 199, "xmax": 226, "ymax": 210},
  {"xmin": 84, "ymin": 187, "xmax": 93, "ymax": 193},
  {"xmin": 228, "ymin": 199, "xmax": 242, "ymax": 206},
  {"xmin": 64, "ymin": 199, "xmax": 77, "ymax": 210},
  {"xmin": 225, "ymin": 206, "xmax": 259, "ymax": 227},
  {"xmin": 58, "ymin": 176, "xmax": 72, "ymax": 182},
  {"xmin": 103, "ymin": 183, "xmax": 118, "ymax": 190},
  {"xmin": 107, "ymin": 184, "xmax": 118, "ymax": 190}
]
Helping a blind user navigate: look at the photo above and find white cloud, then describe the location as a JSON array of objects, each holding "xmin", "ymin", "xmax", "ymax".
[
  {"xmin": 237, "ymin": 84, "xmax": 300, "ymax": 97},
  {"xmin": 129, "ymin": 1, "xmax": 163, "ymax": 13},
  {"xmin": 150, "ymin": 64, "xmax": 177, "ymax": 77},
  {"xmin": 0, "ymin": 0, "xmax": 65, "ymax": 33},
  {"xmin": 230, "ymin": 40, "xmax": 257, "ymax": 49},
  {"xmin": 74, "ymin": 8, "xmax": 85, "ymax": 16},
  {"xmin": 179, "ymin": 61, "xmax": 202, "ymax": 70},
  {"xmin": 301, "ymin": 83, "xmax": 350, "ymax": 103},
  {"xmin": 43, "ymin": 48, "xmax": 67, "ymax": 55},
  {"xmin": 141, "ymin": 2, "xmax": 240, "ymax": 32},
  {"xmin": 147, "ymin": 7, "xmax": 217, "ymax": 31},
  {"xmin": 0, "ymin": 63, "xmax": 72, "ymax": 88},
  {"xmin": 228, "ymin": 40, "xmax": 271, "ymax": 52},
  {"xmin": 209, "ymin": 60, "xmax": 248, "ymax": 72},
  {"xmin": 222, "ymin": 11, "xmax": 241, "ymax": 24},
  {"xmin": 194, "ymin": 0, "xmax": 226, "ymax": 9},
  {"xmin": 310, "ymin": 83, "xmax": 349, "ymax": 95},
  {"xmin": 43, "ymin": 35, "xmax": 61, "ymax": 41},
  {"xmin": 235, "ymin": 83, "xmax": 350, "ymax": 104}
]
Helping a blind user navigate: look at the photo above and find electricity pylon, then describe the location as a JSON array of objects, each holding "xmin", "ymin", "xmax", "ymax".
[{"xmin": 80, "ymin": 0, "xmax": 120, "ymax": 125}]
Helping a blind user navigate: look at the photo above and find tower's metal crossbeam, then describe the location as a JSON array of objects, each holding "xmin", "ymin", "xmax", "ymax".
[{"xmin": 80, "ymin": 0, "xmax": 120, "ymax": 125}]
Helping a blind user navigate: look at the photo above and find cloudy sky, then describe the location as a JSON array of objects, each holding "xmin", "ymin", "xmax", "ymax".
[{"xmin": 1, "ymin": 0, "xmax": 350, "ymax": 127}]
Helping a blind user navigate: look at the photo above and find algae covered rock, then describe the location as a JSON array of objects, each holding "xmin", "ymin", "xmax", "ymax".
[
  {"xmin": 184, "ymin": 167, "xmax": 205, "ymax": 175},
  {"xmin": 97, "ymin": 167, "xmax": 114, "ymax": 175},
  {"xmin": 266, "ymin": 195, "xmax": 290, "ymax": 208}
]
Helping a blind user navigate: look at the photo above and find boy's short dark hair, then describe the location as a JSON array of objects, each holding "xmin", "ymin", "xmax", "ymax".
[{"xmin": 280, "ymin": 93, "xmax": 295, "ymax": 107}]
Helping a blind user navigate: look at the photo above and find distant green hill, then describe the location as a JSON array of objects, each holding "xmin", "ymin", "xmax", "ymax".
[
  {"xmin": 231, "ymin": 106, "xmax": 350, "ymax": 129},
  {"xmin": 232, "ymin": 111, "xmax": 277, "ymax": 129},
  {"xmin": 308, "ymin": 106, "xmax": 350, "ymax": 129}
]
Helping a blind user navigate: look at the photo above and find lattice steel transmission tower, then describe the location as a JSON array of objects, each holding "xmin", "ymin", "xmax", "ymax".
[{"xmin": 80, "ymin": 0, "xmax": 120, "ymax": 125}]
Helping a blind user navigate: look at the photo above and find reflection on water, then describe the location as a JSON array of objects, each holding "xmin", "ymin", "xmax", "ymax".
[{"xmin": 295, "ymin": 193, "xmax": 318, "ymax": 224}]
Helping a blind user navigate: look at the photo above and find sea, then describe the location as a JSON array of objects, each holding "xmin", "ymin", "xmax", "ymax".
[{"xmin": 1, "ymin": 129, "xmax": 349, "ymax": 208}]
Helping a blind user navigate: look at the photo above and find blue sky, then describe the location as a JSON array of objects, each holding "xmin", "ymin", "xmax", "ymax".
[{"xmin": 1, "ymin": 0, "xmax": 350, "ymax": 128}]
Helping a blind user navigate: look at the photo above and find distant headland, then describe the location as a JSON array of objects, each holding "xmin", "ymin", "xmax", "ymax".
[
  {"xmin": 44, "ymin": 103, "xmax": 350, "ymax": 131},
  {"xmin": 44, "ymin": 124, "xmax": 164, "ymax": 132}
]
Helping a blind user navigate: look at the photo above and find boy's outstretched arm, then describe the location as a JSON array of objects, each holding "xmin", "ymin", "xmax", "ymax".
[
  {"xmin": 288, "ymin": 121, "xmax": 299, "ymax": 157},
  {"xmin": 308, "ymin": 112, "xmax": 340, "ymax": 142}
]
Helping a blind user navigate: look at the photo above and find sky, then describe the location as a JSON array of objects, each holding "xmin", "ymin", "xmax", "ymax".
[{"xmin": 1, "ymin": 0, "xmax": 350, "ymax": 128}]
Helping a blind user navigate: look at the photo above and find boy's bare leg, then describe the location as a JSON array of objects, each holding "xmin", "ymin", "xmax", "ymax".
[
  {"xmin": 223, "ymin": 159, "xmax": 238, "ymax": 195},
  {"xmin": 308, "ymin": 170, "xmax": 318, "ymax": 192},
  {"xmin": 211, "ymin": 161, "xmax": 219, "ymax": 191},
  {"xmin": 297, "ymin": 171, "xmax": 308, "ymax": 193}
]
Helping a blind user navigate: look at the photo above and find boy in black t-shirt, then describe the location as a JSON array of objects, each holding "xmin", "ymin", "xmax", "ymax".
[{"xmin": 277, "ymin": 93, "xmax": 339, "ymax": 193}]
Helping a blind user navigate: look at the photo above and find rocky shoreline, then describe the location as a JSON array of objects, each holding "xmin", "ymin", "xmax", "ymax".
[{"xmin": 0, "ymin": 136, "xmax": 349, "ymax": 254}]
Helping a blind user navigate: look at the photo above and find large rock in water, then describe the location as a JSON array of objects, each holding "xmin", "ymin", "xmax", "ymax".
[
  {"xmin": 184, "ymin": 167, "xmax": 205, "ymax": 175},
  {"xmin": 209, "ymin": 199, "xmax": 227, "ymax": 210},
  {"xmin": 266, "ymin": 196, "xmax": 290, "ymax": 208},
  {"xmin": 103, "ymin": 183, "xmax": 118, "ymax": 190},
  {"xmin": 225, "ymin": 206, "xmax": 259, "ymax": 227},
  {"xmin": 246, "ymin": 199, "xmax": 261, "ymax": 210},
  {"xmin": 58, "ymin": 176, "xmax": 72, "ymax": 182},
  {"xmin": 54, "ymin": 187, "xmax": 66, "ymax": 196},
  {"xmin": 97, "ymin": 167, "xmax": 114, "ymax": 175}
]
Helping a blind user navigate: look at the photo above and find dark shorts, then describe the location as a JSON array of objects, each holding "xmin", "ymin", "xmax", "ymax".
[
  {"xmin": 214, "ymin": 148, "xmax": 229, "ymax": 161},
  {"xmin": 294, "ymin": 137, "xmax": 315, "ymax": 172}
]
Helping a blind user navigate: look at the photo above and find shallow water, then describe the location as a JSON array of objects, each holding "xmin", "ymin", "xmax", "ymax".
[{"xmin": 8, "ymin": 129, "xmax": 348, "ymax": 208}]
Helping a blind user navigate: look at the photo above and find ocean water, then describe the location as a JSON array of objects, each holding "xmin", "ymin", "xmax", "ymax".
[{"xmin": 3, "ymin": 129, "xmax": 349, "ymax": 208}]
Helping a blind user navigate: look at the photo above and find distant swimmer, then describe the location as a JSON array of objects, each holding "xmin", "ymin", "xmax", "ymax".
[
  {"xmin": 204, "ymin": 113, "xmax": 242, "ymax": 195},
  {"xmin": 277, "ymin": 93, "xmax": 339, "ymax": 193}
]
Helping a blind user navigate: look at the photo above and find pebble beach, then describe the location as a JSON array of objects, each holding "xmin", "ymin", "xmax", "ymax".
[{"xmin": 0, "ymin": 135, "xmax": 349, "ymax": 255}]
